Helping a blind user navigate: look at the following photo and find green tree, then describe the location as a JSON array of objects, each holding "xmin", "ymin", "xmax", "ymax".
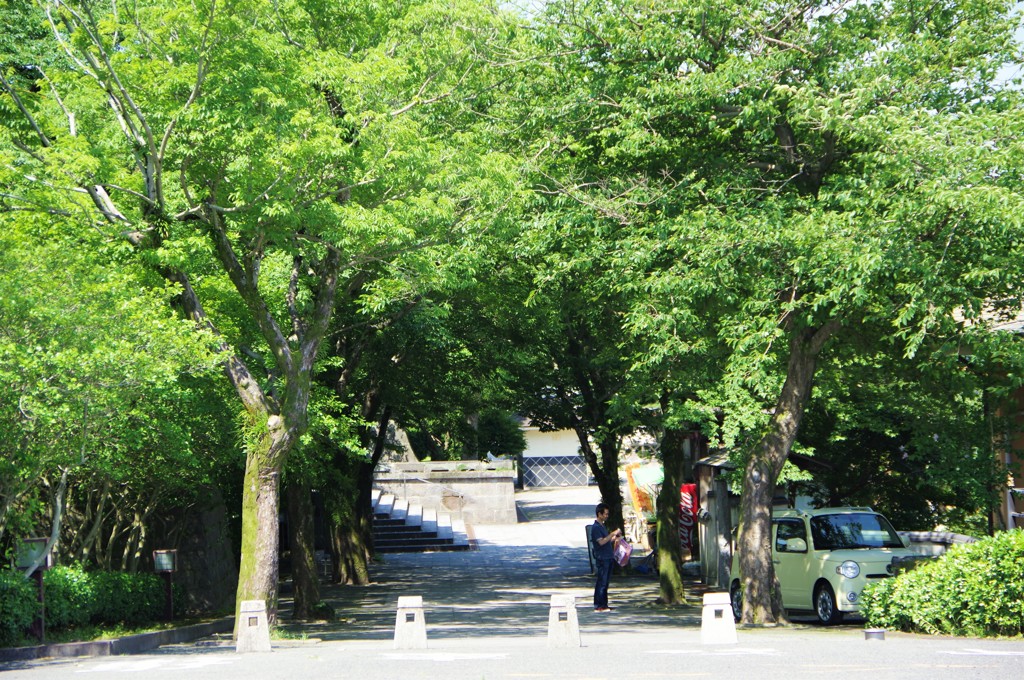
[
  {"xmin": 477, "ymin": 408, "xmax": 527, "ymax": 458},
  {"xmin": 526, "ymin": 0, "xmax": 1024, "ymax": 624},
  {"xmin": 0, "ymin": 206, "xmax": 225, "ymax": 570},
  {"xmin": 2, "ymin": 0, "xmax": 520, "ymax": 624},
  {"xmin": 794, "ymin": 345, "xmax": 1004, "ymax": 536},
  {"xmin": 471, "ymin": 242, "xmax": 643, "ymax": 531}
]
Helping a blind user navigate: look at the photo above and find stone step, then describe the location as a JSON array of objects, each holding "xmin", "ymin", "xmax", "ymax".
[
  {"xmin": 391, "ymin": 498, "xmax": 409, "ymax": 521},
  {"xmin": 369, "ymin": 489, "xmax": 472, "ymax": 554},
  {"xmin": 375, "ymin": 493, "xmax": 395, "ymax": 516},
  {"xmin": 375, "ymin": 533, "xmax": 442, "ymax": 544},
  {"xmin": 450, "ymin": 517, "xmax": 469, "ymax": 548},
  {"xmin": 375, "ymin": 535, "xmax": 454, "ymax": 548},
  {"xmin": 436, "ymin": 512, "xmax": 453, "ymax": 541},
  {"xmin": 421, "ymin": 508, "xmax": 438, "ymax": 535},
  {"xmin": 375, "ymin": 540, "xmax": 471, "ymax": 554},
  {"xmin": 405, "ymin": 503, "xmax": 423, "ymax": 528},
  {"xmin": 373, "ymin": 525, "xmax": 439, "ymax": 539}
]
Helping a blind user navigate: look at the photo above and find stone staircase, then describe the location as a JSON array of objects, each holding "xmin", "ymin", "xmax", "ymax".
[{"xmin": 372, "ymin": 489, "xmax": 471, "ymax": 553}]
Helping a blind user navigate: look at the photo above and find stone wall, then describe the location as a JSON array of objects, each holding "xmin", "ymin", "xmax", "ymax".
[
  {"xmin": 374, "ymin": 461, "xmax": 518, "ymax": 524},
  {"xmin": 174, "ymin": 486, "xmax": 237, "ymax": 614},
  {"xmin": 897, "ymin": 530, "xmax": 978, "ymax": 557}
]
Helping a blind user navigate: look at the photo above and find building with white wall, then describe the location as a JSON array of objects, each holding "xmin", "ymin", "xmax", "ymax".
[{"xmin": 519, "ymin": 425, "xmax": 590, "ymax": 487}]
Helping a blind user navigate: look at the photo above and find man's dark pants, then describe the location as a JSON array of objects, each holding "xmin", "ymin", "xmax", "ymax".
[{"xmin": 594, "ymin": 558, "xmax": 612, "ymax": 609}]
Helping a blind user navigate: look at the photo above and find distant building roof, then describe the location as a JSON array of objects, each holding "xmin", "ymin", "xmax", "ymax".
[
  {"xmin": 955, "ymin": 303, "xmax": 1024, "ymax": 334},
  {"xmin": 695, "ymin": 450, "xmax": 734, "ymax": 469}
]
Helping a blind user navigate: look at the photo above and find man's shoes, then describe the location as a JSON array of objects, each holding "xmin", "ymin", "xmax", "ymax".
[{"xmin": 594, "ymin": 607, "xmax": 613, "ymax": 612}]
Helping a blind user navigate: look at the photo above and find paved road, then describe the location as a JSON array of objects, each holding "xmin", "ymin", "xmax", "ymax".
[
  {"xmin": 3, "ymin": 487, "xmax": 1022, "ymax": 679},
  {"xmin": 4, "ymin": 627, "xmax": 1024, "ymax": 680}
]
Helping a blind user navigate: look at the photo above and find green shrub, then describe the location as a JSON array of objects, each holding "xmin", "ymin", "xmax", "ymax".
[
  {"xmin": 89, "ymin": 571, "xmax": 164, "ymax": 626},
  {"xmin": 173, "ymin": 582, "xmax": 187, "ymax": 618},
  {"xmin": 44, "ymin": 565, "xmax": 97, "ymax": 629},
  {"xmin": 862, "ymin": 531, "xmax": 1024, "ymax": 637},
  {"xmin": 0, "ymin": 570, "xmax": 37, "ymax": 647},
  {"xmin": 1, "ymin": 567, "xmax": 175, "ymax": 645},
  {"xmin": 311, "ymin": 601, "xmax": 335, "ymax": 621}
]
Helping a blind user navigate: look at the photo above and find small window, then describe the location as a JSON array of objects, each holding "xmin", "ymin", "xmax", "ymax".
[
  {"xmin": 810, "ymin": 513, "xmax": 904, "ymax": 550},
  {"xmin": 775, "ymin": 519, "xmax": 807, "ymax": 553}
]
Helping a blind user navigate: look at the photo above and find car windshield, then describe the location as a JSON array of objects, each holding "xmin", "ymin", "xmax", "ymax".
[{"xmin": 809, "ymin": 513, "xmax": 904, "ymax": 550}]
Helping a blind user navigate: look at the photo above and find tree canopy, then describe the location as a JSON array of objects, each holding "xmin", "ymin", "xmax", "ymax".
[{"xmin": 3, "ymin": 0, "xmax": 1023, "ymax": 630}]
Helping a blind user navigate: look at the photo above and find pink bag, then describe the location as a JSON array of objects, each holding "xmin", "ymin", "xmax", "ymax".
[{"xmin": 613, "ymin": 538, "xmax": 633, "ymax": 567}]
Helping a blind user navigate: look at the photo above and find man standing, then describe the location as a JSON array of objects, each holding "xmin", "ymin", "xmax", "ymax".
[{"xmin": 591, "ymin": 502, "xmax": 622, "ymax": 612}]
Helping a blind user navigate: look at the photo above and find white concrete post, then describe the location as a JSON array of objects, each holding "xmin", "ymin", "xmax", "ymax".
[
  {"xmin": 546, "ymin": 594, "xmax": 581, "ymax": 648},
  {"xmin": 235, "ymin": 600, "xmax": 272, "ymax": 653},
  {"xmin": 700, "ymin": 592, "xmax": 737, "ymax": 645},
  {"xmin": 394, "ymin": 595, "xmax": 428, "ymax": 649}
]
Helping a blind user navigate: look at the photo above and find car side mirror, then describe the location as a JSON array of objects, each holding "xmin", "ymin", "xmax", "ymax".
[{"xmin": 786, "ymin": 537, "xmax": 808, "ymax": 552}]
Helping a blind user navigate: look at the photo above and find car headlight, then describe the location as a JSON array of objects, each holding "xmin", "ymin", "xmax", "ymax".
[{"xmin": 836, "ymin": 560, "xmax": 860, "ymax": 579}]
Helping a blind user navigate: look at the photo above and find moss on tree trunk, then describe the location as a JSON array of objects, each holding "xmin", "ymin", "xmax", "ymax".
[
  {"xmin": 737, "ymin": 322, "xmax": 837, "ymax": 625},
  {"xmin": 233, "ymin": 445, "xmax": 282, "ymax": 636},
  {"xmin": 656, "ymin": 428, "xmax": 688, "ymax": 604}
]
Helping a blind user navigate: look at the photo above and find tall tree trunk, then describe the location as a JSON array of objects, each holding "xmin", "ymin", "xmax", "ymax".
[
  {"xmin": 323, "ymin": 457, "xmax": 375, "ymax": 586},
  {"xmin": 737, "ymin": 321, "xmax": 838, "ymax": 625},
  {"xmin": 578, "ymin": 429, "xmax": 624, "ymax": 530},
  {"xmin": 234, "ymin": 422, "xmax": 294, "ymax": 633},
  {"xmin": 327, "ymin": 460, "xmax": 380, "ymax": 586},
  {"xmin": 656, "ymin": 428, "xmax": 688, "ymax": 604},
  {"xmin": 208, "ymin": 241, "xmax": 338, "ymax": 635},
  {"xmin": 343, "ymin": 459, "xmax": 376, "ymax": 586},
  {"xmin": 286, "ymin": 480, "xmax": 320, "ymax": 619},
  {"xmin": 332, "ymin": 405, "xmax": 392, "ymax": 585},
  {"xmin": 76, "ymin": 480, "xmax": 110, "ymax": 565},
  {"xmin": 24, "ymin": 467, "xmax": 69, "ymax": 579},
  {"xmin": 330, "ymin": 517, "xmax": 371, "ymax": 585}
]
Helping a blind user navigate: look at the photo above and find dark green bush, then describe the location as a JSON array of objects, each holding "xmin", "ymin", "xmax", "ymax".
[
  {"xmin": 89, "ymin": 571, "xmax": 164, "ymax": 625},
  {"xmin": 1, "ymin": 567, "xmax": 174, "ymax": 646},
  {"xmin": 0, "ymin": 570, "xmax": 37, "ymax": 647},
  {"xmin": 311, "ymin": 601, "xmax": 335, "ymax": 621},
  {"xmin": 861, "ymin": 531, "xmax": 1024, "ymax": 637},
  {"xmin": 44, "ymin": 565, "xmax": 96, "ymax": 629},
  {"xmin": 173, "ymin": 582, "xmax": 187, "ymax": 618}
]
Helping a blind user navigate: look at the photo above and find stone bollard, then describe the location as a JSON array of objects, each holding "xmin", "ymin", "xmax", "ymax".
[
  {"xmin": 546, "ymin": 594, "xmax": 581, "ymax": 648},
  {"xmin": 394, "ymin": 595, "xmax": 427, "ymax": 649},
  {"xmin": 700, "ymin": 592, "xmax": 737, "ymax": 645},
  {"xmin": 236, "ymin": 600, "xmax": 272, "ymax": 653}
]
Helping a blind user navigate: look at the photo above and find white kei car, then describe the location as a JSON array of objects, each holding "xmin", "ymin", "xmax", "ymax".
[{"xmin": 730, "ymin": 506, "xmax": 920, "ymax": 624}]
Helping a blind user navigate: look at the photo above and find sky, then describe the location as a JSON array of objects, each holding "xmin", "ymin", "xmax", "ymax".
[
  {"xmin": 502, "ymin": 1, "xmax": 1022, "ymax": 87},
  {"xmin": 1002, "ymin": 7, "xmax": 1024, "ymax": 87}
]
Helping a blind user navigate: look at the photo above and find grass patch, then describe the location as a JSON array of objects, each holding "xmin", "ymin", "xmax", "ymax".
[{"xmin": 5, "ymin": 617, "xmax": 214, "ymax": 648}]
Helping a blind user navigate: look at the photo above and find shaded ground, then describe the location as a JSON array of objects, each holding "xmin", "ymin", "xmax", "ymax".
[
  {"xmin": 6, "ymin": 488, "xmax": 1024, "ymax": 680},
  {"xmin": 277, "ymin": 487, "xmax": 703, "ymax": 641}
]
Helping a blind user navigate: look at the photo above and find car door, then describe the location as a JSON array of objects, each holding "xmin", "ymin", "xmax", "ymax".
[{"xmin": 773, "ymin": 518, "xmax": 812, "ymax": 609}]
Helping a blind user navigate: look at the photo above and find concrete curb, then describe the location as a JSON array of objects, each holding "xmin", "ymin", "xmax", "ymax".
[{"xmin": 0, "ymin": 617, "xmax": 234, "ymax": 662}]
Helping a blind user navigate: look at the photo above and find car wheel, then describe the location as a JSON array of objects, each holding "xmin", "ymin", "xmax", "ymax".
[
  {"xmin": 814, "ymin": 583, "xmax": 843, "ymax": 625},
  {"xmin": 730, "ymin": 580, "xmax": 743, "ymax": 623}
]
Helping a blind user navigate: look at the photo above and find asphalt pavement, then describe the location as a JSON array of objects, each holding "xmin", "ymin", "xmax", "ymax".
[{"xmin": 2, "ymin": 486, "xmax": 1022, "ymax": 680}]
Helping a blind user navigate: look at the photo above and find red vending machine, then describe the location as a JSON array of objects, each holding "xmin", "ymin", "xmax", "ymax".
[{"xmin": 679, "ymin": 483, "xmax": 699, "ymax": 559}]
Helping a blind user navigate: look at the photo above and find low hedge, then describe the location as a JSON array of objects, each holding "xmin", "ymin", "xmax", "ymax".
[
  {"xmin": 861, "ymin": 530, "xmax": 1024, "ymax": 637},
  {"xmin": 0, "ymin": 565, "xmax": 170, "ymax": 646},
  {"xmin": 88, "ymin": 570, "xmax": 164, "ymax": 626},
  {"xmin": 44, "ymin": 565, "xmax": 97, "ymax": 629},
  {"xmin": 0, "ymin": 570, "xmax": 37, "ymax": 647}
]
